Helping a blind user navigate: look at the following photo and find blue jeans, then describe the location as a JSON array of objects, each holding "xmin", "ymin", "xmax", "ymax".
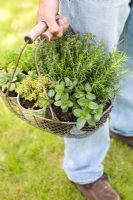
[
  {"xmin": 110, "ymin": 1, "xmax": 133, "ymax": 136},
  {"xmin": 60, "ymin": 0, "xmax": 131, "ymax": 184}
]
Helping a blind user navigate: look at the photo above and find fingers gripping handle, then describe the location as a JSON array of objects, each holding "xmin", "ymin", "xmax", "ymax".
[
  {"xmin": 24, "ymin": 21, "xmax": 48, "ymax": 44},
  {"xmin": 40, "ymin": 30, "xmax": 53, "ymax": 42}
]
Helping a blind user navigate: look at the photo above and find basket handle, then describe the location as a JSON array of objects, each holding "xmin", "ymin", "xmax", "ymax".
[
  {"xmin": 6, "ymin": 22, "xmax": 57, "ymax": 120},
  {"xmin": 34, "ymin": 39, "xmax": 56, "ymax": 120},
  {"xmin": 5, "ymin": 41, "xmax": 29, "ymax": 96},
  {"xmin": 6, "ymin": 22, "xmax": 49, "ymax": 95},
  {"xmin": 24, "ymin": 16, "xmax": 60, "ymax": 44},
  {"xmin": 24, "ymin": 21, "xmax": 48, "ymax": 44}
]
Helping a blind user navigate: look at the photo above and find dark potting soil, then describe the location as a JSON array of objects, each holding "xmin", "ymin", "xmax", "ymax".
[
  {"xmin": 0, "ymin": 87, "xmax": 17, "ymax": 97},
  {"xmin": 20, "ymin": 97, "xmax": 42, "ymax": 110},
  {"xmin": 6, "ymin": 91, "xmax": 17, "ymax": 97},
  {"xmin": 103, "ymin": 101, "xmax": 111, "ymax": 111},
  {"xmin": 19, "ymin": 95, "xmax": 111, "ymax": 121},
  {"xmin": 22, "ymin": 71, "xmax": 28, "ymax": 75},
  {"xmin": 50, "ymin": 101, "xmax": 111, "ymax": 122},
  {"xmin": 52, "ymin": 105, "xmax": 76, "ymax": 122}
]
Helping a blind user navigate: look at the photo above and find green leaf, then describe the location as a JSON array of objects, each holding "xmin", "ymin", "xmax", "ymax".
[
  {"xmin": 17, "ymin": 73, "xmax": 25, "ymax": 81},
  {"xmin": 55, "ymin": 81, "xmax": 65, "ymax": 95},
  {"xmin": 73, "ymin": 109, "xmax": 82, "ymax": 117},
  {"xmin": 54, "ymin": 101, "xmax": 61, "ymax": 107},
  {"xmin": 55, "ymin": 93, "xmax": 61, "ymax": 101},
  {"xmin": 0, "ymin": 74, "xmax": 9, "ymax": 84},
  {"xmin": 77, "ymin": 98, "xmax": 89, "ymax": 107},
  {"xmin": 38, "ymin": 98, "xmax": 49, "ymax": 108},
  {"xmin": 75, "ymin": 90, "xmax": 85, "ymax": 98},
  {"xmin": 73, "ymin": 80, "xmax": 78, "ymax": 86},
  {"xmin": 65, "ymin": 77, "xmax": 72, "ymax": 86},
  {"xmin": 80, "ymin": 109, "xmax": 91, "ymax": 120},
  {"xmin": 0, "ymin": 80, "xmax": 6, "ymax": 86},
  {"xmin": 65, "ymin": 77, "xmax": 77, "ymax": 90},
  {"xmin": 62, "ymin": 93, "xmax": 69, "ymax": 100},
  {"xmin": 2, "ymin": 85, "xmax": 6, "ymax": 92},
  {"xmin": 98, "ymin": 104, "xmax": 104, "ymax": 110},
  {"xmin": 61, "ymin": 94, "xmax": 69, "ymax": 106},
  {"xmin": 48, "ymin": 89, "xmax": 55, "ymax": 97},
  {"xmin": 86, "ymin": 92, "xmax": 96, "ymax": 100},
  {"xmin": 10, "ymin": 83, "xmax": 16, "ymax": 91},
  {"xmin": 68, "ymin": 101, "xmax": 73, "ymax": 107},
  {"xmin": 12, "ymin": 76, "xmax": 18, "ymax": 82},
  {"xmin": 76, "ymin": 118, "xmax": 86, "ymax": 129},
  {"xmin": 94, "ymin": 104, "xmax": 104, "ymax": 116},
  {"xmin": 94, "ymin": 113, "xmax": 103, "ymax": 122},
  {"xmin": 89, "ymin": 102, "xmax": 99, "ymax": 109},
  {"xmin": 91, "ymin": 110, "xmax": 97, "ymax": 114},
  {"xmin": 61, "ymin": 105, "xmax": 68, "ymax": 112},
  {"xmin": 87, "ymin": 118, "xmax": 96, "ymax": 127},
  {"xmin": 84, "ymin": 83, "xmax": 92, "ymax": 92}
]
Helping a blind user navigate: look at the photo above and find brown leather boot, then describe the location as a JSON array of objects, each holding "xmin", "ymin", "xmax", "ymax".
[
  {"xmin": 75, "ymin": 176, "xmax": 120, "ymax": 200},
  {"xmin": 110, "ymin": 129, "xmax": 133, "ymax": 148}
]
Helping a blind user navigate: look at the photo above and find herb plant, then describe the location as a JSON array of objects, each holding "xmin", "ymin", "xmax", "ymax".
[
  {"xmin": 2, "ymin": 46, "xmax": 35, "ymax": 73},
  {"xmin": 39, "ymin": 32, "xmax": 127, "ymax": 104},
  {"xmin": 16, "ymin": 72, "xmax": 52, "ymax": 109},
  {"xmin": 48, "ymin": 77, "xmax": 104, "ymax": 129},
  {"xmin": 0, "ymin": 69, "xmax": 25, "ymax": 93}
]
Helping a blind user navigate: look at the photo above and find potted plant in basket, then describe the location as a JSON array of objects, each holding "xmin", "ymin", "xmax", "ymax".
[
  {"xmin": 16, "ymin": 72, "xmax": 53, "ymax": 119},
  {"xmin": 0, "ymin": 46, "xmax": 36, "ymax": 114},
  {"xmin": 0, "ymin": 48, "xmax": 31, "ymax": 100},
  {"xmin": 0, "ymin": 68, "xmax": 26, "ymax": 102},
  {"xmin": 48, "ymin": 79, "xmax": 105, "ymax": 129}
]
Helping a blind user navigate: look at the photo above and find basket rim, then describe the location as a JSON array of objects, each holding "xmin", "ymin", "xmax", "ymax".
[
  {"xmin": 17, "ymin": 94, "xmax": 45, "ymax": 113},
  {"xmin": 0, "ymin": 90, "xmax": 114, "ymax": 125},
  {"xmin": 34, "ymin": 99, "xmax": 113, "ymax": 125}
]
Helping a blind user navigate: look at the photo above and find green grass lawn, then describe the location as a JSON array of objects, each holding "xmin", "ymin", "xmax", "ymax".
[{"xmin": 0, "ymin": 1, "xmax": 133, "ymax": 200}]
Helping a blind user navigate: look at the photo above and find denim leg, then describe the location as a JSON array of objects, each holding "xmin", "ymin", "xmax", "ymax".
[
  {"xmin": 110, "ymin": 2, "xmax": 133, "ymax": 137},
  {"xmin": 60, "ymin": 0, "xmax": 131, "ymax": 184},
  {"xmin": 63, "ymin": 122, "xmax": 109, "ymax": 184}
]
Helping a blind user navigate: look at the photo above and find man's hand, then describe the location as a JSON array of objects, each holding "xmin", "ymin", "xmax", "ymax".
[{"xmin": 37, "ymin": 0, "xmax": 69, "ymax": 39}]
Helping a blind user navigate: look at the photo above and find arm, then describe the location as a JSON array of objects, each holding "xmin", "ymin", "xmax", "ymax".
[{"xmin": 37, "ymin": 0, "xmax": 69, "ymax": 39}]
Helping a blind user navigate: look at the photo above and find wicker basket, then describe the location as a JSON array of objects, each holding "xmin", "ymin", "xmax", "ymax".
[{"xmin": 0, "ymin": 40, "xmax": 113, "ymax": 138}]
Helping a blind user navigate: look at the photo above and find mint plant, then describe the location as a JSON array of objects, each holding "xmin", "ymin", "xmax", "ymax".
[
  {"xmin": 48, "ymin": 77, "xmax": 104, "ymax": 129},
  {"xmin": 48, "ymin": 79, "xmax": 74, "ymax": 112}
]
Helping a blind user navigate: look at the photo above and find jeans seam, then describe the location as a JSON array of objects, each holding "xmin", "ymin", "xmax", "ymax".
[{"xmin": 66, "ymin": 173, "xmax": 103, "ymax": 184}]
